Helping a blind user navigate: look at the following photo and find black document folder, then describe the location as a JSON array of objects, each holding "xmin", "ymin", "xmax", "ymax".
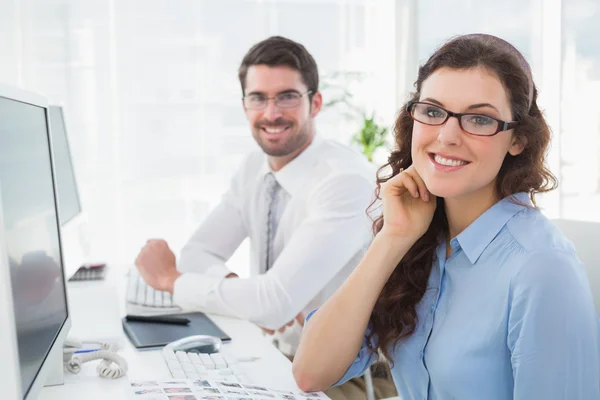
[{"xmin": 122, "ymin": 312, "xmax": 232, "ymax": 349}]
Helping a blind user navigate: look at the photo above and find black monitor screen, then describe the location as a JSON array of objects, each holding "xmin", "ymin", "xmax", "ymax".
[
  {"xmin": 0, "ymin": 96, "xmax": 68, "ymax": 397},
  {"xmin": 48, "ymin": 106, "xmax": 81, "ymax": 225}
]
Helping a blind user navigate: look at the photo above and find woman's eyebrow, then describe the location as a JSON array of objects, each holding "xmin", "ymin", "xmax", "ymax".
[
  {"xmin": 467, "ymin": 103, "xmax": 500, "ymax": 113},
  {"xmin": 420, "ymin": 98, "xmax": 500, "ymax": 114},
  {"xmin": 421, "ymin": 97, "xmax": 444, "ymax": 106}
]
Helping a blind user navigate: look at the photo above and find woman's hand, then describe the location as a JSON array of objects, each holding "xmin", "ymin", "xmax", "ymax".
[{"xmin": 379, "ymin": 165, "xmax": 437, "ymax": 240}]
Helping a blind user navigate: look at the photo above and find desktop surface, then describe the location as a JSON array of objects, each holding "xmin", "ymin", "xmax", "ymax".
[{"xmin": 38, "ymin": 265, "xmax": 300, "ymax": 400}]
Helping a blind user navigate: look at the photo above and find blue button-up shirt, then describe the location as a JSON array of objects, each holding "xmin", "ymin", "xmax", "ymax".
[{"xmin": 320, "ymin": 193, "xmax": 600, "ymax": 399}]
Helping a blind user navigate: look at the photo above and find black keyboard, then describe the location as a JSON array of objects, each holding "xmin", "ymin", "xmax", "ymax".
[{"xmin": 68, "ymin": 264, "xmax": 106, "ymax": 281}]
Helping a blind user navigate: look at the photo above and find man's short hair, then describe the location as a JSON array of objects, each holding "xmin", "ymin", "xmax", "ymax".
[{"xmin": 238, "ymin": 36, "xmax": 319, "ymax": 98}]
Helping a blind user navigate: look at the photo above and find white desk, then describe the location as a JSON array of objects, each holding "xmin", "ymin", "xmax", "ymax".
[{"xmin": 38, "ymin": 266, "xmax": 300, "ymax": 400}]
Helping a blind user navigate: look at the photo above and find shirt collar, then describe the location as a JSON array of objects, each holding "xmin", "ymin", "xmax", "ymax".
[
  {"xmin": 258, "ymin": 135, "xmax": 322, "ymax": 197},
  {"xmin": 454, "ymin": 192, "xmax": 531, "ymax": 264}
]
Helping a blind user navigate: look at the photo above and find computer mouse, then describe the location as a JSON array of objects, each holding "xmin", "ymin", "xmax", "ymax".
[{"xmin": 165, "ymin": 335, "xmax": 222, "ymax": 354}]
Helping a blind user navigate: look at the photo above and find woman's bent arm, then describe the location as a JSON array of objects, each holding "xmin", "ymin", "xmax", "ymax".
[{"xmin": 292, "ymin": 234, "xmax": 414, "ymax": 392}]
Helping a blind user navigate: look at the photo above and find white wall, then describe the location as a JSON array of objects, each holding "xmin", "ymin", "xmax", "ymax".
[{"xmin": 2, "ymin": 0, "xmax": 599, "ymax": 270}]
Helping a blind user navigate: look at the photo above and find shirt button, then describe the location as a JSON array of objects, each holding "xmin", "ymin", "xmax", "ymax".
[{"xmin": 431, "ymin": 305, "xmax": 435, "ymax": 312}]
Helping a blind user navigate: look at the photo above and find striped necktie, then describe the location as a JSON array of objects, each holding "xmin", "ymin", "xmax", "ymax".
[{"xmin": 263, "ymin": 172, "xmax": 281, "ymax": 272}]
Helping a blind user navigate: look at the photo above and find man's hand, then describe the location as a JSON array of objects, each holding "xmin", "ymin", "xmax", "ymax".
[
  {"xmin": 135, "ymin": 239, "xmax": 181, "ymax": 294},
  {"xmin": 260, "ymin": 312, "xmax": 305, "ymax": 335}
]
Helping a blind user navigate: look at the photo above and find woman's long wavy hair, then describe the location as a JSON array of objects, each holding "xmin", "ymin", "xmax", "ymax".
[{"xmin": 367, "ymin": 34, "xmax": 558, "ymax": 361}]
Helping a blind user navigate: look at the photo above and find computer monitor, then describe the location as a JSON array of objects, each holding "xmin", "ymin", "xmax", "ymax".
[
  {"xmin": 48, "ymin": 106, "xmax": 82, "ymax": 226},
  {"xmin": 0, "ymin": 84, "xmax": 71, "ymax": 399},
  {"xmin": 48, "ymin": 105, "xmax": 89, "ymax": 279}
]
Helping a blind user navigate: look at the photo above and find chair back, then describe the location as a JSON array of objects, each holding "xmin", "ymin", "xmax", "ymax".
[{"xmin": 553, "ymin": 219, "xmax": 600, "ymax": 314}]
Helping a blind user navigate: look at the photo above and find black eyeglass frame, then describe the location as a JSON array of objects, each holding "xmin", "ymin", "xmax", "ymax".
[{"xmin": 406, "ymin": 101, "xmax": 520, "ymax": 136}]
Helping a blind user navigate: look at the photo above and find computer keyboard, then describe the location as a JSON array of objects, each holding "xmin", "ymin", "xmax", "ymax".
[
  {"xmin": 126, "ymin": 268, "xmax": 181, "ymax": 312},
  {"xmin": 162, "ymin": 348, "xmax": 252, "ymax": 383},
  {"xmin": 68, "ymin": 264, "xmax": 106, "ymax": 281}
]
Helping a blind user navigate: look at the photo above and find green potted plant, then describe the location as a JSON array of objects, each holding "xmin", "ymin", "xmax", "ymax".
[
  {"xmin": 351, "ymin": 113, "xmax": 388, "ymax": 162},
  {"xmin": 321, "ymin": 72, "xmax": 389, "ymax": 162}
]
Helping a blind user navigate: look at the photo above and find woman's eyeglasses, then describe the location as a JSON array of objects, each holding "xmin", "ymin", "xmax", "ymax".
[{"xmin": 407, "ymin": 101, "xmax": 519, "ymax": 136}]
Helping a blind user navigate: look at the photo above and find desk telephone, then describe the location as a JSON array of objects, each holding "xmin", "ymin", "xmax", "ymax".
[
  {"xmin": 63, "ymin": 337, "xmax": 128, "ymax": 379},
  {"xmin": 62, "ymin": 335, "xmax": 227, "ymax": 380}
]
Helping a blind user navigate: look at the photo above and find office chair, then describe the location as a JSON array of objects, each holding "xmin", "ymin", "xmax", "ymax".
[
  {"xmin": 364, "ymin": 368, "xmax": 375, "ymax": 400},
  {"xmin": 553, "ymin": 219, "xmax": 600, "ymax": 314},
  {"xmin": 364, "ymin": 352, "xmax": 399, "ymax": 400}
]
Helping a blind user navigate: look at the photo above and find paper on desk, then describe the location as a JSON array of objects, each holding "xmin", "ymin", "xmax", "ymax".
[{"xmin": 125, "ymin": 378, "xmax": 329, "ymax": 400}]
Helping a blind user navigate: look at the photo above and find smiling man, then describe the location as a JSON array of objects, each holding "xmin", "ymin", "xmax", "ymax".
[{"xmin": 134, "ymin": 37, "xmax": 376, "ymax": 359}]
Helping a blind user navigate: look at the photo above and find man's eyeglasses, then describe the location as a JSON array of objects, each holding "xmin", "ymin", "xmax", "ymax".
[
  {"xmin": 406, "ymin": 101, "xmax": 519, "ymax": 136},
  {"xmin": 243, "ymin": 91, "xmax": 312, "ymax": 110}
]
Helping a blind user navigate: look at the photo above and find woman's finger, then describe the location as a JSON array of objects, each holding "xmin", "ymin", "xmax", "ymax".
[
  {"xmin": 408, "ymin": 169, "xmax": 430, "ymax": 202},
  {"xmin": 397, "ymin": 173, "xmax": 420, "ymax": 198}
]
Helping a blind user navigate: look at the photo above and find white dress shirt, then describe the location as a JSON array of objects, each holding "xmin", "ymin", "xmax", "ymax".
[{"xmin": 173, "ymin": 136, "xmax": 375, "ymax": 349}]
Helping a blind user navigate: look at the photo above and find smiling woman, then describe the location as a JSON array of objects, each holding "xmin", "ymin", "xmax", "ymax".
[
  {"xmin": 407, "ymin": 66, "xmax": 529, "ymax": 202},
  {"xmin": 292, "ymin": 33, "xmax": 600, "ymax": 400}
]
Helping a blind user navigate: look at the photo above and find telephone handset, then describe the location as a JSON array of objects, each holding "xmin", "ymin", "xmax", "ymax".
[{"xmin": 63, "ymin": 337, "xmax": 128, "ymax": 379}]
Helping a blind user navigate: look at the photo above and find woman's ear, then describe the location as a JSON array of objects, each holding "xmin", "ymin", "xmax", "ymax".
[{"xmin": 508, "ymin": 134, "xmax": 527, "ymax": 156}]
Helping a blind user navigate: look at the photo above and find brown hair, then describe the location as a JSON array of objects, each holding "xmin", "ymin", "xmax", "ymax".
[
  {"xmin": 238, "ymin": 36, "xmax": 319, "ymax": 99},
  {"xmin": 367, "ymin": 34, "xmax": 558, "ymax": 361}
]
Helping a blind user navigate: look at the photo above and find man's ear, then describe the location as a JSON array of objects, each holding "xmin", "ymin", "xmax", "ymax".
[
  {"xmin": 508, "ymin": 134, "xmax": 527, "ymax": 156},
  {"xmin": 310, "ymin": 91, "xmax": 323, "ymax": 118}
]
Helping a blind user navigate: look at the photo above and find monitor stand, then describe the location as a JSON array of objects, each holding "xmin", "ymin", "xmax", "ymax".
[{"xmin": 44, "ymin": 346, "xmax": 65, "ymax": 387}]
